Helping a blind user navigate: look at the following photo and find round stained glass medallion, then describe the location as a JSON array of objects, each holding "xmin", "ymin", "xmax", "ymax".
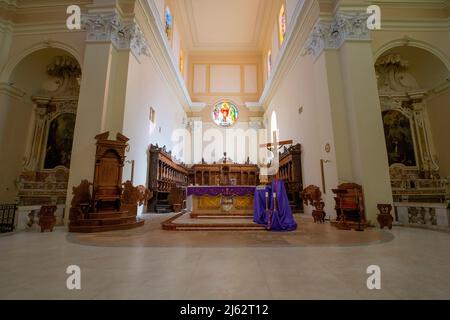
[{"xmin": 212, "ymin": 101, "xmax": 239, "ymax": 127}]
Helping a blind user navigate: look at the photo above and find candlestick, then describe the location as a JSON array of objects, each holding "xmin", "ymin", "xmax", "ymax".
[
  {"xmin": 265, "ymin": 192, "xmax": 268, "ymax": 211},
  {"xmin": 273, "ymin": 192, "xmax": 277, "ymax": 211}
]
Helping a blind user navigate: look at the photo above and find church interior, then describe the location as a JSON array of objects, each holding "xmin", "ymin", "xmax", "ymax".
[{"xmin": 0, "ymin": 0, "xmax": 450, "ymax": 300}]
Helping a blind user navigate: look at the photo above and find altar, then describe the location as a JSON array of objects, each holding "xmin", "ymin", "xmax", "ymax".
[{"xmin": 186, "ymin": 186, "xmax": 256, "ymax": 217}]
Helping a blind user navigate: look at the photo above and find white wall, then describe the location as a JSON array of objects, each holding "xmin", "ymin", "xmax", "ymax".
[
  {"xmin": 264, "ymin": 53, "xmax": 339, "ymax": 216},
  {"xmin": 122, "ymin": 52, "xmax": 187, "ymax": 202},
  {"xmin": 427, "ymin": 91, "xmax": 450, "ymax": 179},
  {"xmin": 0, "ymin": 94, "xmax": 34, "ymax": 201}
]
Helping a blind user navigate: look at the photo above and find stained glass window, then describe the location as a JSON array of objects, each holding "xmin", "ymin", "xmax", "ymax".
[
  {"xmin": 267, "ymin": 50, "xmax": 272, "ymax": 78},
  {"xmin": 212, "ymin": 101, "xmax": 239, "ymax": 127},
  {"xmin": 278, "ymin": 4, "xmax": 287, "ymax": 46},
  {"xmin": 180, "ymin": 49, "xmax": 184, "ymax": 76},
  {"xmin": 165, "ymin": 6, "xmax": 173, "ymax": 41}
]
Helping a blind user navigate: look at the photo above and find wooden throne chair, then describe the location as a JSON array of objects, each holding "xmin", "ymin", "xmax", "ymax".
[{"xmin": 68, "ymin": 132, "xmax": 145, "ymax": 233}]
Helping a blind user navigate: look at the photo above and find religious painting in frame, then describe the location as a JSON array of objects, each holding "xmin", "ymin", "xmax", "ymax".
[
  {"xmin": 382, "ymin": 110, "xmax": 417, "ymax": 167},
  {"xmin": 43, "ymin": 113, "xmax": 76, "ymax": 169},
  {"xmin": 212, "ymin": 100, "xmax": 239, "ymax": 128}
]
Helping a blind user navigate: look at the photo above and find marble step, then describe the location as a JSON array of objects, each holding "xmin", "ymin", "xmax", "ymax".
[
  {"xmin": 76, "ymin": 216, "xmax": 138, "ymax": 227},
  {"xmin": 88, "ymin": 211, "xmax": 132, "ymax": 219},
  {"xmin": 69, "ymin": 219, "xmax": 145, "ymax": 233}
]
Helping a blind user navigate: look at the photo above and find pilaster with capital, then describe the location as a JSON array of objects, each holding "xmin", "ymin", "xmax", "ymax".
[
  {"xmin": 82, "ymin": 12, "xmax": 150, "ymax": 59},
  {"xmin": 303, "ymin": 11, "xmax": 371, "ymax": 59}
]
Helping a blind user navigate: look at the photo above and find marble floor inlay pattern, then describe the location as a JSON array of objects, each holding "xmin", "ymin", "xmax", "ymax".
[{"xmin": 1, "ymin": 214, "xmax": 450, "ymax": 299}]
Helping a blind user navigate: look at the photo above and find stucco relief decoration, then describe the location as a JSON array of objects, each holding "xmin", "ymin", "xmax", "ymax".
[
  {"xmin": 43, "ymin": 56, "xmax": 81, "ymax": 98},
  {"xmin": 82, "ymin": 13, "xmax": 149, "ymax": 58},
  {"xmin": 375, "ymin": 54, "xmax": 419, "ymax": 94},
  {"xmin": 302, "ymin": 11, "xmax": 370, "ymax": 58}
]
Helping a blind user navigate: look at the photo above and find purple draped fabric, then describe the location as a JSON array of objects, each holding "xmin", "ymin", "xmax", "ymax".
[
  {"xmin": 187, "ymin": 186, "xmax": 256, "ymax": 197},
  {"xmin": 253, "ymin": 185, "xmax": 272, "ymax": 225},
  {"xmin": 253, "ymin": 179, "xmax": 297, "ymax": 231}
]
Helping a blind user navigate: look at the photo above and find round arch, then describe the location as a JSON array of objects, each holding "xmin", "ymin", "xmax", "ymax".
[
  {"xmin": 373, "ymin": 38, "xmax": 450, "ymax": 72},
  {"xmin": 0, "ymin": 41, "xmax": 83, "ymax": 82}
]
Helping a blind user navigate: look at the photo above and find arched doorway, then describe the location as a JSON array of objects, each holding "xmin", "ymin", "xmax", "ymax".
[{"xmin": 0, "ymin": 48, "xmax": 81, "ymax": 220}]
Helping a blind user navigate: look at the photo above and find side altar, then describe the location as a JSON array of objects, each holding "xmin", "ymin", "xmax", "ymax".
[{"xmin": 187, "ymin": 186, "xmax": 256, "ymax": 218}]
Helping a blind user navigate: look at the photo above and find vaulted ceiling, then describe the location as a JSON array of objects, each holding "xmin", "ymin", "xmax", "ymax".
[{"xmin": 173, "ymin": 0, "xmax": 275, "ymax": 53}]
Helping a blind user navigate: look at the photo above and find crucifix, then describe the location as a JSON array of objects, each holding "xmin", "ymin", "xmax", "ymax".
[{"xmin": 260, "ymin": 136, "xmax": 294, "ymax": 151}]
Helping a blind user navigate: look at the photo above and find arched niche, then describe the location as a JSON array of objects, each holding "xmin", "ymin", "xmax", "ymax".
[
  {"xmin": 2, "ymin": 48, "xmax": 82, "ymax": 205},
  {"xmin": 375, "ymin": 46, "xmax": 449, "ymax": 202}
]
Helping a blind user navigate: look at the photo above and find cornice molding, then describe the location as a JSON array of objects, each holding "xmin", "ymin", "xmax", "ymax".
[
  {"xmin": 189, "ymin": 102, "xmax": 207, "ymax": 113},
  {"xmin": 0, "ymin": 0, "xmax": 18, "ymax": 10},
  {"xmin": 377, "ymin": 17, "xmax": 450, "ymax": 31},
  {"xmin": 258, "ymin": 0, "xmax": 312, "ymax": 109},
  {"xmin": 428, "ymin": 79, "xmax": 450, "ymax": 98},
  {"xmin": 370, "ymin": 0, "xmax": 450, "ymax": 9},
  {"xmin": 137, "ymin": 0, "xmax": 194, "ymax": 112},
  {"xmin": 245, "ymin": 102, "xmax": 264, "ymax": 113},
  {"xmin": 0, "ymin": 17, "xmax": 14, "ymax": 32},
  {"xmin": 0, "ymin": 82, "xmax": 27, "ymax": 98}
]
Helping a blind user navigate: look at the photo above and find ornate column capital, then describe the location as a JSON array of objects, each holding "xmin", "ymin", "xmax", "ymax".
[
  {"xmin": 302, "ymin": 11, "xmax": 371, "ymax": 59},
  {"xmin": 81, "ymin": 13, "xmax": 150, "ymax": 59}
]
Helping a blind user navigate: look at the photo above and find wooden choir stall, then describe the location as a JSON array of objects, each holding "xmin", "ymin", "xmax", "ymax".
[
  {"xmin": 147, "ymin": 144, "xmax": 189, "ymax": 213},
  {"xmin": 186, "ymin": 155, "xmax": 259, "ymax": 217},
  {"xmin": 276, "ymin": 144, "xmax": 304, "ymax": 213},
  {"xmin": 189, "ymin": 156, "xmax": 258, "ymax": 186}
]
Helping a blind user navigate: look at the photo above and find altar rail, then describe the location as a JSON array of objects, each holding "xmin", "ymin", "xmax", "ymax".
[
  {"xmin": 0, "ymin": 203, "xmax": 17, "ymax": 233},
  {"xmin": 394, "ymin": 202, "xmax": 450, "ymax": 229}
]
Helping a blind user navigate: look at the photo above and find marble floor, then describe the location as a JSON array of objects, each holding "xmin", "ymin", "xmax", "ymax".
[{"xmin": 1, "ymin": 214, "xmax": 450, "ymax": 299}]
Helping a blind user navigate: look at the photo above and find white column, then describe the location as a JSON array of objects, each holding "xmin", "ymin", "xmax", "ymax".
[
  {"xmin": 64, "ymin": 10, "xmax": 150, "ymax": 224},
  {"xmin": 303, "ymin": 11, "xmax": 393, "ymax": 224}
]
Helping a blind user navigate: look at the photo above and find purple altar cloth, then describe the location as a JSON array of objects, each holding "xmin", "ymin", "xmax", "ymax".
[
  {"xmin": 187, "ymin": 186, "xmax": 256, "ymax": 197},
  {"xmin": 253, "ymin": 179, "xmax": 297, "ymax": 232}
]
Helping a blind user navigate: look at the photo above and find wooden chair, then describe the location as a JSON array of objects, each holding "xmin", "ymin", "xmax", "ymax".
[
  {"xmin": 38, "ymin": 205, "xmax": 57, "ymax": 232},
  {"xmin": 300, "ymin": 185, "xmax": 326, "ymax": 223},
  {"xmin": 377, "ymin": 204, "xmax": 393, "ymax": 229},
  {"xmin": 332, "ymin": 183, "xmax": 366, "ymax": 230},
  {"xmin": 168, "ymin": 186, "xmax": 185, "ymax": 213}
]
